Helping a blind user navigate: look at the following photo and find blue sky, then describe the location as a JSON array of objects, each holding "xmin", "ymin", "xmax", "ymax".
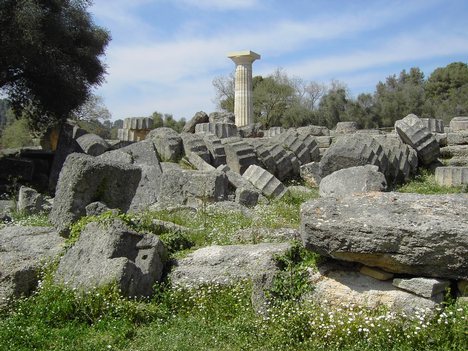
[{"xmin": 89, "ymin": 0, "xmax": 468, "ymax": 121}]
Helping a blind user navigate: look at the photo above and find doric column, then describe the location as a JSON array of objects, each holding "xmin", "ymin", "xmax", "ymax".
[{"xmin": 227, "ymin": 50, "xmax": 261, "ymax": 127}]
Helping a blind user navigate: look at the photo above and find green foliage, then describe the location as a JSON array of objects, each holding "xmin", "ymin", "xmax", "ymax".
[
  {"xmin": 269, "ymin": 242, "xmax": 318, "ymax": 301},
  {"xmin": 0, "ymin": 116, "xmax": 33, "ymax": 148},
  {"xmin": 0, "ymin": 0, "xmax": 110, "ymax": 131},
  {"xmin": 6, "ymin": 212, "xmax": 51, "ymax": 227},
  {"xmin": 425, "ymin": 62, "xmax": 468, "ymax": 124},
  {"xmin": 397, "ymin": 169, "xmax": 465, "ymax": 194}
]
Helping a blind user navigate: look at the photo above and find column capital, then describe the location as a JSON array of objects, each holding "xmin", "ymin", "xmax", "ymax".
[{"xmin": 227, "ymin": 50, "xmax": 261, "ymax": 64}]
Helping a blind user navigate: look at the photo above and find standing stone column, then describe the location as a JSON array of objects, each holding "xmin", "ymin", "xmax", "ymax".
[{"xmin": 228, "ymin": 50, "xmax": 261, "ymax": 127}]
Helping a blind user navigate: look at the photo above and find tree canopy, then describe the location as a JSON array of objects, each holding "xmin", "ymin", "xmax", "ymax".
[
  {"xmin": 0, "ymin": 0, "xmax": 110, "ymax": 131},
  {"xmin": 213, "ymin": 62, "xmax": 468, "ymax": 129}
]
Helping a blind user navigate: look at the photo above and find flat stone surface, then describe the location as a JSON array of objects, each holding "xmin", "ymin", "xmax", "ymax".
[
  {"xmin": 435, "ymin": 166, "xmax": 468, "ymax": 186},
  {"xmin": 301, "ymin": 192, "xmax": 468, "ymax": 280},
  {"xmin": 392, "ymin": 277, "xmax": 450, "ymax": 298},
  {"xmin": 55, "ymin": 219, "xmax": 167, "ymax": 298},
  {"xmin": 319, "ymin": 165, "xmax": 387, "ymax": 198},
  {"xmin": 169, "ymin": 243, "xmax": 290, "ymax": 287},
  {"xmin": 0, "ymin": 226, "xmax": 64, "ymax": 306},
  {"xmin": 359, "ymin": 266, "xmax": 394, "ymax": 281},
  {"xmin": 306, "ymin": 261, "xmax": 439, "ymax": 315}
]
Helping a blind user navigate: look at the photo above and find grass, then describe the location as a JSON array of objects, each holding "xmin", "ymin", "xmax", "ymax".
[
  {"xmin": 0, "ymin": 183, "xmax": 466, "ymax": 350},
  {"xmin": 397, "ymin": 169, "xmax": 466, "ymax": 194}
]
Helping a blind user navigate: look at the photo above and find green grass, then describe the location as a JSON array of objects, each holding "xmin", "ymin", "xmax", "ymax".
[
  {"xmin": 397, "ymin": 169, "xmax": 466, "ymax": 194},
  {"xmin": 1, "ymin": 184, "xmax": 466, "ymax": 350}
]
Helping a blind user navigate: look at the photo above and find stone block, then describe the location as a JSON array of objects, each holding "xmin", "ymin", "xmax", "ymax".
[
  {"xmin": 335, "ymin": 121, "xmax": 359, "ymax": 134},
  {"xmin": 315, "ymin": 136, "xmax": 332, "ymax": 148},
  {"xmin": 223, "ymin": 140, "xmax": 258, "ymax": 174},
  {"xmin": 235, "ymin": 187, "xmax": 259, "ymax": 208},
  {"xmin": 242, "ymin": 165, "xmax": 288, "ymax": 199},
  {"xmin": 393, "ymin": 277, "xmax": 450, "ymax": 298},
  {"xmin": 449, "ymin": 116, "xmax": 468, "ymax": 131},
  {"xmin": 17, "ymin": 186, "xmax": 50, "ymax": 215},
  {"xmin": 49, "ymin": 153, "xmax": 141, "ymax": 236},
  {"xmin": 319, "ymin": 165, "xmax": 387, "ymax": 198},
  {"xmin": 146, "ymin": 127, "xmax": 183, "ymax": 162},
  {"xmin": 440, "ymin": 145, "xmax": 468, "ymax": 158},
  {"xmin": 55, "ymin": 219, "xmax": 167, "ymax": 298},
  {"xmin": 180, "ymin": 133, "xmax": 211, "ymax": 163},
  {"xmin": 447, "ymin": 131, "xmax": 468, "ymax": 146},
  {"xmin": 296, "ymin": 125, "xmax": 330, "ymax": 136},
  {"xmin": 186, "ymin": 152, "xmax": 216, "ymax": 171},
  {"xmin": 359, "ymin": 266, "xmax": 394, "ymax": 281},
  {"xmin": 420, "ymin": 118, "xmax": 444, "ymax": 133},
  {"xmin": 0, "ymin": 226, "xmax": 64, "ymax": 307},
  {"xmin": 183, "ymin": 111, "xmax": 209, "ymax": 133},
  {"xmin": 209, "ymin": 111, "xmax": 235, "ymax": 124},
  {"xmin": 76, "ymin": 133, "xmax": 110, "ymax": 156},
  {"xmin": 458, "ymin": 280, "xmax": 468, "ymax": 297},
  {"xmin": 435, "ymin": 166, "xmax": 468, "ymax": 186},
  {"xmin": 301, "ymin": 192, "xmax": 468, "ymax": 280},
  {"xmin": 158, "ymin": 169, "xmax": 228, "ymax": 207},
  {"xmin": 395, "ymin": 114, "xmax": 440, "ymax": 165},
  {"xmin": 169, "ymin": 243, "xmax": 290, "ymax": 287}
]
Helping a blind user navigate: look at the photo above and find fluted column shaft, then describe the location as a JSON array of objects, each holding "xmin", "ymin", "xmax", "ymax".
[{"xmin": 228, "ymin": 51, "xmax": 260, "ymax": 127}]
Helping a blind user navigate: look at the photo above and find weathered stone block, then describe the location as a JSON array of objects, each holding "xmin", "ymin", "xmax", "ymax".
[
  {"xmin": 223, "ymin": 140, "xmax": 258, "ymax": 174},
  {"xmin": 183, "ymin": 111, "xmax": 209, "ymax": 133},
  {"xmin": 146, "ymin": 127, "xmax": 183, "ymax": 162},
  {"xmin": 335, "ymin": 121, "xmax": 359, "ymax": 134},
  {"xmin": 301, "ymin": 192, "xmax": 468, "ymax": 280},
  {"xmin": 242, "ymin": 165, "xmax": 288, "ymax": 199},
  {"xmin": 392, "ymin": 277, "xmax": 450, "ymax": 298},
  {"xmin": 447, "ymin": 131, "xmax": 468, "ymax": 146},
  {"xmin": 49, "ymin": 153, "xmax": 141, "ymax": 236},
  {"xmin": 0, "ymin": 226, "xmax": 64, "ymax": 306},
  {"xmin": 359, "ymin": 266, "xmax": 394, "ymax": 281},
  {"xmin": 319, "ymin": 165, "xmax": 387, "ymax": 198},
  {"xmin": 435, "ymin": 166, "xmax": 468, "ymax": 186},
  {"xmin": 420, "ymin": 118, "xmax": 444, "ymax": 133},
  {"xmin": 395, "ymin": 114, "xmax": 440, "ymax": 165},
  {"xmin": 449, "ymin": 116, "xmax": 468, "ymax": 131},
  {"xmin": 55, "ymin": 219, "xmax": 167, "ymax": 298},
  {"xmin": 76, "ymin": 133, "xmax": 110, "ymax": 156},
  {"xmin": 158, "ymin": 169, "xmax": 227, "ymax": 207}
]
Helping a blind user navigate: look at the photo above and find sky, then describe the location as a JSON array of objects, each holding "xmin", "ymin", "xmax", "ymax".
[{"xmin": 89, "ymin": 0, "xmax": 468, "ymax": 121}]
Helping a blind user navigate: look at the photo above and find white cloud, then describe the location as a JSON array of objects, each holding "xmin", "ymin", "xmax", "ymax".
[
  {"xmin": 286, "ymin": 32, "xmax": 468, "ymax": 80},
  {"xmin": 175, "ymin": 0, "xmax": 260, "ymax": 10}
]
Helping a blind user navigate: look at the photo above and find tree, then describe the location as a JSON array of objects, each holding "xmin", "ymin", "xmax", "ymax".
[
  {"xmin": 317, "ymin": 87, "xmax": 349, "ymax": 128},
  {"xmin": 425, "ymin": 62, "xmax": 468, "ymax": 123},
  {"xmin": 70, "ymin": 95, "xmax": 111, "ymax": 122},
  {"xmin": 0, "ymin": 0, "xmax": 110, "ymax": 131},
  {"xmin": 374, "ymin": 68, "xmax": 426, "ymax": 127},
  {"xmin": 0, "ymin": 116, "xmax": 33, "ymax": 148},
  {"xmin": 212, "ymin": 72, "xmax": 235, "ymax": 112}
]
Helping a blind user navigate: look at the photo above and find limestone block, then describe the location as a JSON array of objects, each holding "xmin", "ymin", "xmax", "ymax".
[
  {"xmin": 76, "ymin": 133, "xmax": 110, "ymax": 156},
  {"xmin": 223, "ymin": 140, "xmax": 258, "ymax": 174},
  {"xmin": 435, "ymin": 166, "xmax": 468, "ymax": 186},
  {"xmin": 203, "ymin": 134, "xmax": 227, "ymax": 167},
  {"xmin": 195, "ymin": 122, "xmax": 238, "ymax": 139},
  {"xmin": 447, "ymin": 131, "xmax": 468, "ymax": 146},
  {"xmin": 420, "ymin": 118, "xmax": 444, "ymax": 133},
  {"xmin": 440, "ymin": 145, "xmax": 468, "ymax": 158},
  {"xmin": 235, "ymin": 187, "xmax": 259, "ymax": 207},
  {"xmin": 300, "ymin": 162, "xmax": 321, "ymax": 187},
  {"xmin": 209, "ymin": 111, "xmax": 235, "ymax": 124},
  {"xmin": 359, "ymin": 266, "xmax": 394, "ymax": 281},
  {"xmin": 180, "ymin": 133, "xmax": 211, "ymax": 163},
  {"xmin": 158, "ymin": 169, "xmax": 228, "ymax": 207},
  {"xmin": 186, "ymin": 152, "xmax": 215, "ymax": 171},
  {"xmin": 319, "ymin": 165, "xmax": 387, "ymax": 198},
  {"xmin": 17, "ymin": 186, "xmax": 50, "ymax": 215},
  {"xmin": 296, "ymin": 125, "xmax": 330, "ymax": 136},
  {"xmin": 301, "ymin": 192, "xmax": 468, "ymax": 280},
  {"xmin": 146, "ymin": 127, "xmax": 183, "ymax": 162},
  {"xmin": 49, "ymin": 153, "xmax": 141, "ymax": 236},
  {"xmin": 335, "ymin": 121, "xmax": 359, "ymax": 134},
  {"xmin": 307, "ymin": 261, "xmax": 439, "ymax": 315},
  {"xmin": 315, "ymin": 136, "xmax": 332, "ymax": 148},
  {"xmin": 242, "ymin": 165, "xmax": 288, "ymax": 199},
  {"xmin": 55, "ymin": 219, "xmax": 167, "ymax": 298},
  {"xmin": 169, "ymin": 243, "xmax": 290, "ymax": 287},
  {"xmin": 0, "ymin": 226, "xmax": 64, "ymax": 306},
  {"xmin": 395, "ymin": 114, "xmax": 440, "ymax": 165},
  {"xmin": 449, "ymin": 116, "xmax": 468, "ymax": 131},
  {"xmin": 392, "ymin": 277, "xmax": 450, "ymax": 299},
  {"xmin": 458, "ymin": 280, "xmax": 468, "ymax": 297}
]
